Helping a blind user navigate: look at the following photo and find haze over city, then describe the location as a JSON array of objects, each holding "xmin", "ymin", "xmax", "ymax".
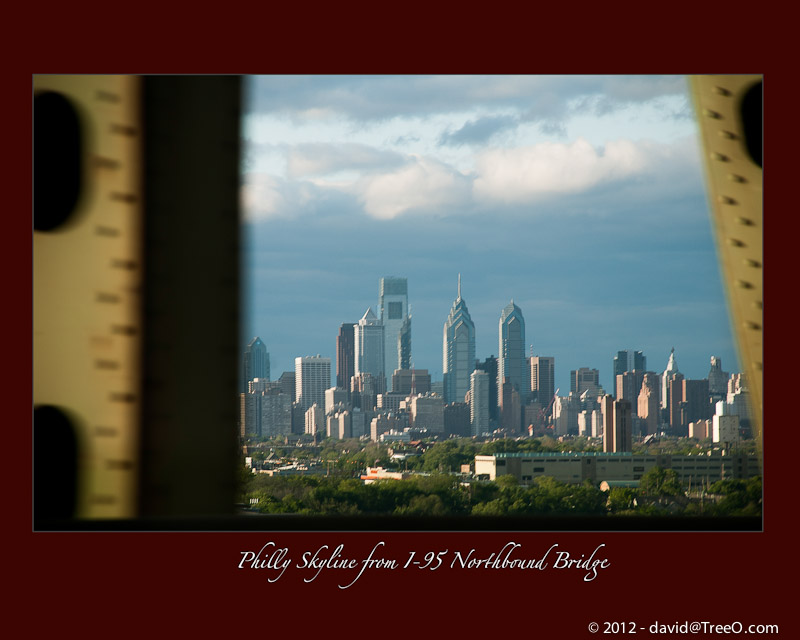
[{"xmin": 240, "ymin": 75, "xmax": 740, "ymax": 392}]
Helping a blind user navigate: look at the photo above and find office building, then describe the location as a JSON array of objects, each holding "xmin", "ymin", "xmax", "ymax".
[
  {"xmin": 409, "ymin": 394, "xmax": 445, "ymax": 433},
  {"xmin": 708, "ymin": 356, "xmax": 729, "ymax": 401},
  {"xmin": 613, "ymin": 349, "xmax": 646, "ymax": 383},
  {"xmin": 683, "ymin": 378, "xmax": 712, "ymax": 424},
  {"xmin": 470, "ymin": 369, "xmax": 490, "ymax": 437},
  {"xmin": 571, "ymin": 367, "xmax": 601, "ymax": 396},
  {"xmin": 553, "ymin": 393, "xmax": 581, "ymax": 436},
  {"xmin": 243, "ymin": 336, "xmax": 270, "ymax": 392},
  {"xmin": 336, "ymin": 323, "xmax": 355, "ymax": 391},
  {"xmin": 476, "ymin": 356, "xmax": 499, "ymax": 421},
  {"xmin": 392, "ymin": 368, "xmax": 431, "ymax": 396},
  {"xmin": 444, "ymin": 402, "xmax": 471, "ymax": 437},
  {"xmin": 378, "ymin": 277, "xmax": 410, "ymax": 388},
  {"xmin": 661, "ymin": 348, "xmax": 680, "ymax": 410},
  {"xmin": 616, "ymin": 370, "xmax": 645, "ymax": 407},
  {"xmin": 498, "ymin": 300, "xmax": 529, "ymax": 408},
  {"xmin": 354, "ymin": 307, "xmax": 385, "ymax": 387},
  {"xmin": 295, "ymin": 355, "xmax": 331, "ymax": 411},
  {"xmin": 260, "ymin": 389, "xmax": 292, "ymax": 437},
  {"xmin": 530, "ymin": 356, "xmax": 555, "ymax": 406},
  {"xmin": 278, "ymin": 371, "xmax": 295, "ymax": 397},
  {"xmin": 637, "ymin": 372, "xmax": 660, "ymax": 435},
  {"xmin": 443, "ymin": 275, "xmax": 476, "ymax": 404},
  {"xmin": 602, "ymin": 395, "xmax": 632, "ymax": 453}
]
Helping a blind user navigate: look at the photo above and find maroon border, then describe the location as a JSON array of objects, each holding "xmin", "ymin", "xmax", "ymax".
[{"xmin": 17, "ymin": 12, "xmax": 789, "ymax": 635}]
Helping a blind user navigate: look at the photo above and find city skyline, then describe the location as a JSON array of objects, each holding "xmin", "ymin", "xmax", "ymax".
[{"xmin": 241, "ymin": 75, "xmax": 740, "ymax": 393}]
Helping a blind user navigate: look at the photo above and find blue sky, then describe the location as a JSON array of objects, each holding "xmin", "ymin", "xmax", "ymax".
[{"xmin": 240, "ymin": 75, "xmax": 740, "ymax": 394}]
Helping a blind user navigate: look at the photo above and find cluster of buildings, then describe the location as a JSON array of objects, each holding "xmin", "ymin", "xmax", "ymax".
[{"xmin": 240, "ymin": 276, "xmax": 754, "ymax": 452}]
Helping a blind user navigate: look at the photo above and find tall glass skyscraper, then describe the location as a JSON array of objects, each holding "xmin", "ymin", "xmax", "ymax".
[
  {"xmin": 498, "ymin": 300, "xmax": 529, "ymax": 405},
  {"xmin": 378, "ymin": 276, "xmax": 410, "ymax": 388},
  {"xmin": 243, "ymin": 336, "xmax": 269, "ymax": 392},
  {"xmin": 443, "ymin": 275, "xmax": 475, "ymax": 404},
  {"xmin": 613, "ymin": 350, "xmax": 646, "ymax": 383},
  {"xmin": 354, "ymin": 307, "xmax": 385, "ymax": 381}
]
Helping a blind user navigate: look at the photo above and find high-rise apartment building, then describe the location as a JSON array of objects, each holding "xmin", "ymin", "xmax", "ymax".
[
  {"xmin": 602, "ymin": 396, "xmax": 632, "ymax": 453},
  {"xmin": 261, "ymin": 390, "xmax": 292, "ymax": 437},
  {"xmin": 295, "ymin": 355, "xmax": 331, "ymax": 411},
  {"xmin": 243, "ymin": 336, "xmax": 270, "ymax": 392},
  {"xmin": 498, "ymin": 300, "xmax": 529, "ymax": 407},
  {"xmin": 336, "ymin": 323, "xmax": 355, "ymax": 391},
  {"xmin": 443, "ymin": 275, "xmax": 476, "ymax": 404},
  {"xmin": 378, "ymin": 277, "xmax": 410, "ymax": 388}
]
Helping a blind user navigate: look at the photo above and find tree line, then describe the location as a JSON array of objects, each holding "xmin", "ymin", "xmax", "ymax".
[{"xmin": 240, "ymin": 466, "xmax": 762, "ymax": 518}]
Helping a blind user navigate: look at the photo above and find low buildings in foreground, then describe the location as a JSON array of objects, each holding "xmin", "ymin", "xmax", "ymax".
[{"xmin": 474, "ymin": 451, "xmax": 759, "ymax": 486}]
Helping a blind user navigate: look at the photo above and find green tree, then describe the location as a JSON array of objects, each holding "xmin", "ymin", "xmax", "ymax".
[
  {"xmin": 640, "ymin": 467, "xmax": 683, "ymax": 496},
  {"xmin": 606, "ymin": 487, "xmax": 638, "ymax": 513}
]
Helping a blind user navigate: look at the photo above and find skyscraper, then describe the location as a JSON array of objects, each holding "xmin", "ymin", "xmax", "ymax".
[
  {"xmin": 243, "ymin": 336, "xmax": 269, "ymax": 392},
  {"xmin": 602, "ymin": 396, "xmax": 632, "ymax": 453},
  {"xmin": 354, "ymin": 307, "xmax": 385, "ymax": 384},
  {"xmin": 336, "ymin": 323, "xmax": 355, "ymax": 390},
  {"xmin": 498, "ymin": 300, "xmax": 529, "ymax": 407},
  {"xmin": 637, "ymin": 372, "xmax": 660, "ymax": 435},
  {"xmin": 661, "ymin": 348, "xmax": 680, "ymax": 410},
  {"xmin": 530, "ymin": 355, "xmax": 555, "ymax": 407},
  {"xmin": 708, "ymin": 356, "xmax": 729, "ymax": 401},
  {"xmin": 378, "ymin": 276, "xmax": 410, "ymax": 387},
  {"xmin": 443, "ymin": 275, "xmax": 476, "ymax": 404},
  {"xmin": 613, "ymin": 350, "xmax": 646, "ymax": 379},
  {"xmin": 475, "ymin": 356, "xmax": 499, "ymax": 421},
  {"xmin": 571, "ymin": 367, "xmax": 601, "ymax": 396},
  {"xmin": 295, "ymin": 355, "xmax": 331, "ymax": 411},
  {"xmin": 470, "ymin": 369, "xmax": 490, "ymax": 436}
]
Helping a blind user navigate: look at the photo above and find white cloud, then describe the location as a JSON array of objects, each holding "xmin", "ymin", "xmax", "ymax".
[
  {"xmin": 355, "ymin": 156, "xmax": 471, "ymax": 220},
  {"xmin": 241, "ymin": 173, "xmax": 287, "ymax": 221},
  {"xmin": 286, "ymin": 143, "xmax": 405, "ymax": 179},
  {"xmin": 472, "ymin": 137, "xmax": 693, "ymax": 205},
  {"xmin": 241, "ymin": 173, "xmax": 322, "ymax": 221}
]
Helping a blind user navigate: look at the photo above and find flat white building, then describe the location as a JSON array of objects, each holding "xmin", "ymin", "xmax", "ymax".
[{"xmin": 295, "ymin": 355, "xmax": 331, "ymax": 410}]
